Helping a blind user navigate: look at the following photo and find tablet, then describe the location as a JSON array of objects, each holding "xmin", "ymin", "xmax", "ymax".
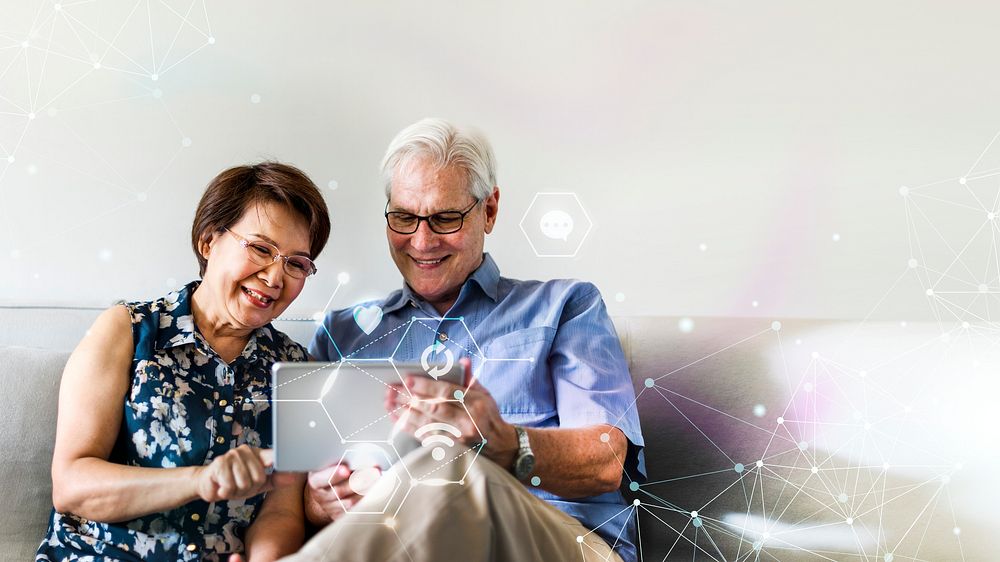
[{"xmin": 271, "ymin": 360, "xmax": 463, "ymax": 472}]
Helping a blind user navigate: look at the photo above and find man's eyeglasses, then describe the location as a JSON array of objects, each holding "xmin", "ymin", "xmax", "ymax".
[
  {"xmin": 225, "ymin": 229, "xmax": 317, "ymax": 279},
  {"xmin": 384, "ymin": 199, "xmax": 480, "ymax": 235}
]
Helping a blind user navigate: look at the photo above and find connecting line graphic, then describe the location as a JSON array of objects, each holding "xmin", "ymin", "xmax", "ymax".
[{"xmin": 1, "ymin": 1, "xmax": 215, "ymax": 257}]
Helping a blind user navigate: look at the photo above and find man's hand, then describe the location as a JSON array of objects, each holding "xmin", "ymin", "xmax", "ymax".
[
  {"xmin": 304, "ymin": 463, "xmax": 360, "ymax": 526},
  {"xmin": 386, "ymin": 358, "xmax": 519, "ymax": 468}
]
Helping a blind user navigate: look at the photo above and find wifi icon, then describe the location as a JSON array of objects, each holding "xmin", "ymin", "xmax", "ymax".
[{"xmin": 414, "ymin": 422, "xmax": 462, "ymax": 461}]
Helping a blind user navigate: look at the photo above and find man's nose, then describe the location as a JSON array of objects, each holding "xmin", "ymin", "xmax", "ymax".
[{"xmin": 409, "ymin": 219, "xmax": 440, "ymax": 251}]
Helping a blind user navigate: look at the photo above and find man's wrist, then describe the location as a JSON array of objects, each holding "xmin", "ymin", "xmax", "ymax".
[{"xmin": 488, "ymin": 422, "xmax": 519, "ymax": 469}]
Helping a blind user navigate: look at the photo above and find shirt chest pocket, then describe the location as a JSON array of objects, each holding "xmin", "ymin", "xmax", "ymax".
[{"xmin": 479, "ymin": 326, "xmax": 557, "ymax": 423}]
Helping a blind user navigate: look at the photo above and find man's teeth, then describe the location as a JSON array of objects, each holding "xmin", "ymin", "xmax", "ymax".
[
  {"xmin": 415, "ymin": 257, "xmax": 444, "ymax": 265},
  {"xmin": 242, "ymin": 287, "xmax": 273, "ymax": 304}
]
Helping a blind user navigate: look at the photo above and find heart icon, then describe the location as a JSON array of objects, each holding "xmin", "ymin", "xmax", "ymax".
[{"xmin": 353, "ymin": 305, "xmax": 383, "ymax": 335}]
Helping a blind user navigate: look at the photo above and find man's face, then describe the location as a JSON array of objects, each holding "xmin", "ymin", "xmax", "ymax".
[{"xmin": 386, "ymin": 156, "xmax": 499, "ymax": 314}]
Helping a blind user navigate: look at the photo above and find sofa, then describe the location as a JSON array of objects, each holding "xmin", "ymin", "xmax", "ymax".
[{"xmin": 2, "ymin": 305, "xmax": 991, "ymax": 560}]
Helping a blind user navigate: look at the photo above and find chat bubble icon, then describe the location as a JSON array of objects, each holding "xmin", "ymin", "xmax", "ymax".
[{"xmin": 539, "ymin": 210, "xmax": 574, "ymax": 241}]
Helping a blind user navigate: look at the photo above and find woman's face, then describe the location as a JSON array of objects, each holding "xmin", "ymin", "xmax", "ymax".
[{"xmin": 200, "ymin": 201, "xmax": 312, "ymax": 331}]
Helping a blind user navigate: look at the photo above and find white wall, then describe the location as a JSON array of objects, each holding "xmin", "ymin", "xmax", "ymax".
[{"xmin": 3, "ymin": 0, "xmax": 999, "ymax": 323}]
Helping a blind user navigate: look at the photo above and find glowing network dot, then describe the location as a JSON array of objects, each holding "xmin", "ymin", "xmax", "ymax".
[
  {"xmin": 599, "ymin": 432, "xmax": 610, "ymax": 443},
  {"xmin": 21, "ymin": 41, "xmax": 28, "ymax": 49},
  {"xmin": 698, "ymin": 243, "xmax": 707, "ymax": 252},
  {"xmin": 794, "ymin": 338, "xmax": 802, "ymax": 345},
  {"xmin": 250, "ymin": 94, "xmax": 262, "ymax": 104},
  {"xmin": 846, "ymin": 517, "xmax": 854, "ymax": 525},
  {"xmin": 979, "ymin": 283, "xmax": 989, "ymax": 293},
  {"xmin": 644, "ymin": 378, "xmax": 654, "ymax": 388},
  {"xmin": 384, "ymin": 517, "xmax": 395, "ymax": 528},
  {"xmin": 530, "ymin": 476, "xmax": 541, "ymax": 486},
  {"xmin": 691, "ymin": 510, "xmax": 698, "ymax": 518},
  {"xmin": 803, "ymin": 382, "xmax": 813, "ymax": 392},
  {"xmin": 576, "ymin": 536, "xmax": 584, "ymax": 544},
  {"xmin": 883, "ymin": 462, "xmax": 890, "ymax": 471},
  {"xmin": 798, "ymin": 441, "xmax": 808, "ymax": 450},
  {"xmin": 208, "ymin": 36, "xmax": 216, "ymax": 45},
  {"xmin": 811, "ymin": 466, "xmax": 819, "ymax": 474},
  {"xmin": 692, "ymin": 516, "xmax": 702, "ymax": 528},
  {"xmin": 54, "ymin": 3, "xmax": 61, "ymax": 10},
  {"xmin": 771, "ymin": 321, "xmax": 781, "ymax": 331},
  {"xmin": 308, "ymin": 420, "xmax": 316, "ymax": 428},
  {"xmin": 954, "ymin": 526, "xmax": 962, "ymax": 535},
  {"xmin": 453, "ymin": 390, "xmax": 464, "ymax": 400},
  {"xmin": 908, "ymin": 258, "xmax": 918, "ymax": 268},
  {"xmin": 885, "ymin": 554, "xmax": 894, "ymax": 562},
  {"xmin": 838, "ymin": 493, "xmax": 848, "ymax": 503},
  {"xmin": 752, "ymin": 404, "xmax": 766, "ymax": 417},
  {"xmin": 136, "ymin": 192, "xmax": 147, "ymax": 202},
  {"xmin": 311, "ymin": 311, "xmax": 324, "ymax": 324},
  {"xmin": 98, "ymin": 249, "xmax": 113, "ymax": 262},
  {"xmin": 734, "ymin": 463, "xmax": 744, "ymax": 473},
  {"xmin": 28, "ymin": 112, "xmax": 36, "ymax": 120},
  {"xmin": 898, "ymin": 186, "xmax": 909, "ymax": 196},
  {"xmin": 811, "ymin": 351, "xmax": 820, "ymax": 359},
  {"xmin": 152, "ymin": 88, "xmax": 163, "ymax": 99},
  {"xmin": 629, "ymin": 481, "xmax": 640, "ymax": 491},
  {"xmin": 832, "ymin": 233, "xmax": 840, "ymax": 242},
  {"xmin": 756, "ymin": 460, "xmax": 764, "ymax": 468},
  {"xmin": 151, "ymin": 73, "xmax": 159, "ymax": 81},
  {"xmin": 181, "ymin": 137, "xmax": 192, "ymax": 147},
  {"xmin": 27, "ymin": 164, "xmax": 38, "ymax": 175},
  {"xmin": 632, "ymin": 499, "xmax": 640, "ymax": 506},
  {"xmin": 962, "ymin": 321, "xmax": 970, "ymax": 329},
  {"xmin": 988, "ymin": 212, "xmax": 996, "ymax": 221},
  {"xmin": 614, "ymin": 292, "xmax": 625, "ymax": 302},
  {"xmin": 93, "ymin": 62, "xmax": 101, "ymax": 70},
  {"xmin": 959, "ymin": 177, "xmax": 967, "ymax": 185},
  {"xmin": 327, "ymin": 180, "xmax": 339, "ymax": 190},
  {"xmin": 678, "ymin": 317, "xmax": 694, "ymax": 333},
  {"xmin": 10, "ymin": 249, "xmax": 21, "ymax": 259},
  {"xmin": 751, "ymin": 300, "xmax": 759, "ymax": 308},
  {"xmin": 5, "ymin": 156, "xmax": 13, "ymax": 163},
  {"xmin": 337, "ymin": 272, "xmax": 350, "ymax": 284},
  {"xmin": 926, "ymin": 288, "xmax": 935, "ymax": 296},
  {"xmin": 776, "ymin": 416, "xmax": 784, "ymax": 425}
]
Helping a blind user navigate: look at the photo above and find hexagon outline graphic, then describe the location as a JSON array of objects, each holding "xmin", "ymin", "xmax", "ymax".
[
  {"xmin": 391, "ymin": 316, "xmax": 485, "ymax": 361},
  {"xmin": 518, "ymin": 191, "xmax": 594, "ymax": 258}
]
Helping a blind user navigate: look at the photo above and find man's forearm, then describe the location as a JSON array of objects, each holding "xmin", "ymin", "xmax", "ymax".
[{"xmin": 510, "ymin": 424, "xmax": 628, "ymax": 498}]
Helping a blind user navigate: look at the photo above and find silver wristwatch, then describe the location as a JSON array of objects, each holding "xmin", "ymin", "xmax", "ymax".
[{"xmin": 512, "ymin": 425, "xmax": 535, "ymax": 480}]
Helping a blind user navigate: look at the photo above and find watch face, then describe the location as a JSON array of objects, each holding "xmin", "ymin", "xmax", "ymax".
[{"xmin": 516, "ymin": 453, "xmax": 536, "ymax": 480}]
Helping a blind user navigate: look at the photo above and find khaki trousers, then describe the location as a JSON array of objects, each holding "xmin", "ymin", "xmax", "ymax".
[{"xmin": 280, "ymin": 446, "xmax": 624, "ymax": 562}]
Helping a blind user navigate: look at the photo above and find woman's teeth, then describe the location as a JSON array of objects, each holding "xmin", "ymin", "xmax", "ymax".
[{"xmin": 242, "ymin": 286, "xmax": 273, "ymax": 305}]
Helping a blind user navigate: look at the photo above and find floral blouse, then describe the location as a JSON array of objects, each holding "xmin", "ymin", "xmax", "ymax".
[{"xmin": 36, "ymin": 281, "xmax": 307, "ymax": 561}]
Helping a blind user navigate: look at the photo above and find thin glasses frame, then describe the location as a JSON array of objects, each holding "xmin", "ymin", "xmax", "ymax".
[{"xmin": 225, "ymin": 228, "xmax": 317, "ymax": 278}]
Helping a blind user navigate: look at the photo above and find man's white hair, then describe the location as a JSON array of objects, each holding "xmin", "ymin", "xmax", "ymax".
[{"xmin": 380, "ymin": 118, "xmax": 497, "ymax": 201}]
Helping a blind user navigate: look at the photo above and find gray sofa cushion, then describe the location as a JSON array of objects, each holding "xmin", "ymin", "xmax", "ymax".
[{"xmin": 0, "ymin": 346, "xmax": 69, "ymax": 560}]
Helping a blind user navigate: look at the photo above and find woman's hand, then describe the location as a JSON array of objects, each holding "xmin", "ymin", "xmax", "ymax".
[{"xmin": 196, "ymin": 445, "xmax": 274, "ymax": 502}]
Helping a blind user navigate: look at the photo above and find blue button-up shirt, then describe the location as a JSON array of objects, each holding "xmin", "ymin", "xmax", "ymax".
[{"xmin": 310, "ymin": 254, "xmax": 645, "ymax": 561}]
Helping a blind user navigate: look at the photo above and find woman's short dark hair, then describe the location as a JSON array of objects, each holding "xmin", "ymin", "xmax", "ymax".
[{"xmin": 191, "ymin": 162, "xmax": 331, "ymax": 277}]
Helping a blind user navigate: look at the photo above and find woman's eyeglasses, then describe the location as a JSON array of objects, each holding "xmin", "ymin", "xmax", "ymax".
[{"xmin": 225, "ymin": 229, "xmax": 317, "ymax": 279}]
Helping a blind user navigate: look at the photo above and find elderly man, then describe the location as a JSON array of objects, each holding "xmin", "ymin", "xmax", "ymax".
[{"xmin": 292, "ymin": 118, "xmax": 644, "ymax": 562}]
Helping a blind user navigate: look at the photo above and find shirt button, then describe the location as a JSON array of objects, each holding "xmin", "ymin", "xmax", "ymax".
[
  {"xmin": 191, "ymin": 513, "xmax": 200, "ymax": 521},
  {"xmin": 216, "ymin": 436, "xmax": 225, "ymax": 444},
  {"xmin": 438, "ymin": 333, "xmax": 448, "ymax": 342},
  {"xmin": 186, "ymin": 544, "xmax": 197, "ymax": 551},
  {"xmin": 219, "ymin": 399, "xmax": 228, "ymax": 406}
]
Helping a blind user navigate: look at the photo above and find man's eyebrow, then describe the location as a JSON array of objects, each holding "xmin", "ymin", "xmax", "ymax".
[{"xmin": 249, "ymin": 232, "xmax": 312, "ymax": 257}]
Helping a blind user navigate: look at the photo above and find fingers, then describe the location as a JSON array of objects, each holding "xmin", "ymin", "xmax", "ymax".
[
  {"xmin": 308, "ymin": 463, "xmax": 350, "ymax": 489},
  {"xmin": 207, "ymin": 445, "xmax": 272, "ymax": 501},
  {"xmin": 404, "ymin": 376, "xmax": 460, "ymax": 399}
]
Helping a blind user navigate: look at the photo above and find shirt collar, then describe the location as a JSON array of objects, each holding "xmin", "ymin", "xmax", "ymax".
[
  {"xmin": 155, "ymin": 280, "xmax": 273, "ymax": 361},
  {"xmin": 383, "ymin": 253, "xmax": 500, "ymax": 315}
]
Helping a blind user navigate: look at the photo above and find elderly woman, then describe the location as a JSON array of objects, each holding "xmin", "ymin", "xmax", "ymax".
[{"xmin": 35, "ymin": 162, "xmax": 331, "ymax": 561}]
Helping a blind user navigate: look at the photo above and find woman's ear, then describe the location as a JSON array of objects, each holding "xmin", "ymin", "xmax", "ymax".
[{"xmin": 200, "ymin": 232, "xmax": 216, "ymax": 260}]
